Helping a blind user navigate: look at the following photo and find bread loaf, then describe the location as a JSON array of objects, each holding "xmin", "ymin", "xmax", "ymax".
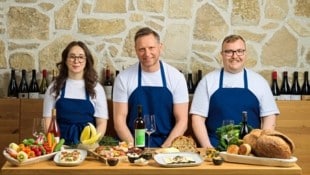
[
  {"xmin": 171, "ymin": 136, "xmax": 198, "ymax": 153},
  {"xmin": 243, "ymin": 129, "xmax": 295, "ymax": 159}
]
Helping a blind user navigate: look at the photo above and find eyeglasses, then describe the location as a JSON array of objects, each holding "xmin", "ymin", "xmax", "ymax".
[
  {"xmin": 222, "ymin": 49, "xmax": 246, "ymax": 57},
  {"xmin": 68, "ymin": 55, "xmax": 86, "ymax": 63}
]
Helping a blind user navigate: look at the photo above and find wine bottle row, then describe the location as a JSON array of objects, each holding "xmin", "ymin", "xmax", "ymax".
[
  {"xmin": 187, "ymin": 70, "xmax": 202, "ymax": 94},
  {"xmin": 102, "ymin": 66, "xmax": 119, "ymax": 100},
  {"xmin": 7, "ymin": 69, "xmax": 56, "ymax": 99},
  {"xmin": 271, "ymin": 71, "xmax": 310, "ymax": 101}
]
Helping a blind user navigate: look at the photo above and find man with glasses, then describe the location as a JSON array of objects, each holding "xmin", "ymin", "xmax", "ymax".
[{"xmin": 190, "ymin": 35, "xmax": 279, "ymax": 148}]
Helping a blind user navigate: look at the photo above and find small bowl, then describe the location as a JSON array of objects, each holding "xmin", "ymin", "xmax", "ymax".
[
  {"xmin": 127, "ymin": 153, "xmax": 141, "ymax": 163},
  {"xmin": 212, "ymin": 156, "xmax": 224, "ymax": 165},
  {"xmin": 107, "ymin": 158, "xmax": 119, "ymax": 166},
  {"xmin": 141, "ymin": 152, "xmax": 152, "ymax": 160},
  {"xmin": 134, "ymin": 158, "xmax": 149, "ymax": 166}
]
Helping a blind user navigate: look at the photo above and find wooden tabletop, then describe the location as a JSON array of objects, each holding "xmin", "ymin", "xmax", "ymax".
[{"xmin": 1, "ymin": 156, "xmax": 302, "ymax": 175}]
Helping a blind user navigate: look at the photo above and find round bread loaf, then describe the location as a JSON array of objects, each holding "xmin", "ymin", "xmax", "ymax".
[
  {"xmin": 243, "ymin": 129, "xmax": 295, "ymax": 159},
  {"xmin": 171, "ymin": 136, "xmax": 198, "ymax": 153}
]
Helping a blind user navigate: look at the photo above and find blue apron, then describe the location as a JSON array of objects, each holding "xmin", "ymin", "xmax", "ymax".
[
  {"xmin": 127, "ymin": 61, "xmax": 174, "ymax": 147},
  {"xmin": 56, "ymin": 82, "xmax": 95, "ymax": 145},
  {"xmin": 206, "ymin": 69, "xmax": 260, "ymax": 147}
]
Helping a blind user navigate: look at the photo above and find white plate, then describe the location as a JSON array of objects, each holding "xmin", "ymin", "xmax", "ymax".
[
  {"xmin": 3, "ymin": 150, "xmax": 57, "ymax": 166},
  {"xmin": 53, "ymin": 149, "xmax": 87, "ymax": 167},
  {"xmin": 219, "ymin": 151, "xmax": 297, "ymax": 167},
  {"xmin": 154, "ymin": 152, "xmax": 203, "ymax": 167}
]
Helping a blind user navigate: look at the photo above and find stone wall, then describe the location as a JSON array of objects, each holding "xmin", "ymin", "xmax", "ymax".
[{"xmin": 0, "ymin": 0, "xmax": 309, "ymax": 97}]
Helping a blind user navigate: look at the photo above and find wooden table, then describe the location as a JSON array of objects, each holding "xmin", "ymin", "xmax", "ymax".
[{"xmin": 1, "ymin": 156, "xmax": 302, "ymax": 175}]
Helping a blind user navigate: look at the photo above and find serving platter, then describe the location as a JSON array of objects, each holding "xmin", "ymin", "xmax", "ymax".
[
  {"xmin": 219, "ymin": 151, "xmax": 297, "ymax": 167},
  {"xmin": 53, "ymin": 149, "xmax": 87, "ymax": 167},
  {"xmin": 3, "ymin": 150, "xmax": 58, "ymax": 166},
  {"xmin": 154, "ymin": 152, "xmax": 203, "ymax": 167}
]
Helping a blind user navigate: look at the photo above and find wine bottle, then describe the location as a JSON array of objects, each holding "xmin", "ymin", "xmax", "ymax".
[
  {"xmin": 47, "ymin": 108, "xmax": 61, "ymax": 144},
  {"xmin": 194, "ymin": 70, "xmax": 202, "ymax": 92},
  {"xmin": 134, "ymin": 105, "xmax": 145, "ymax": 149},
  {"xmin": 103, "ymin": 66, "xmax": 113, "ymax": 100},
  {"xmin": 39, "ymin": 69, "xmax": 49, "ymax": 99},
  {"xmin": 51, "ymin": 69, "xmax": 56, "ymax": 82},
  {"xmin": 301, "ymin": 71, "xmax": 310, "ymax": 100},
  {"xmin": 290, "ymin": 71, "xmax": 301, "ymax": 100},
  {"xmin": 28, "ymin": 69, "xmax": 39, "ymax": 99},
  {"xmin": 239, "ymin": 111, "xmax": 250, "ymax": 139},
  {"xmin": 7, "ymin": 69, "xmax": 18, "ymax": 98},
  {"xmin": 271, "ymin": 71, "xmax": 280, "ymax": 100},
  {"xmin": 18, "ymin": 69, "xmax": 29, "ymax": 99},
  {"xmin": 187, "ymin": 73, "xmax": 195, "ymax": 94},
  {"xmin": 279, "ymin": 71, "xmax": 291, "ymax": 100}
]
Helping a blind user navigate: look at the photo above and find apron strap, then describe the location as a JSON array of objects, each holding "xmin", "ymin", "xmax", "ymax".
[{"xmin": 219, "ymin": 68, "xmax": 248, "ymax": 89}]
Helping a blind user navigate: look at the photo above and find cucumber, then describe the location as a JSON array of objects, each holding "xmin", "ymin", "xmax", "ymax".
[{"xmin": 54, "ymin": 138, "xmax": 65, "ymax": 152}]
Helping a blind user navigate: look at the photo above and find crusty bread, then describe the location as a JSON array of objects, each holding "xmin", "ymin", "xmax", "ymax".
[
  {"xmin": 243, "ymin": 129, "xmax": 295, "ymax": 159},
  {"xmin": 171, "ymin": 136, "xmax": 198, "ymax": 153},
  {"xmin": 238, "ymin": 143, "xmax": 251, "ymax": 155}
]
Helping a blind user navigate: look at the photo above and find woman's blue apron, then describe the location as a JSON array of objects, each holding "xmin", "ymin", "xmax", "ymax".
[
  {"xmin": 56, "ymin": 82, "xmax": 95, "ymax": 145},
  {"xmin": 206, "ymin": 69, "xmax": 260, "ymax": 147},
  {"xmin": 127, "ymin": 61, "xmax": 174, "ymax": 147}
]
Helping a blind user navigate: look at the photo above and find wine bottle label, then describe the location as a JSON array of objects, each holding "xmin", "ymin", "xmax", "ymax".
[
  {"xmin": 18, "ymin": 93, "xmax": 29, "ymax": 99},
  {"xmin": 279, "ymin": 94, "xmax": 291, "ymax": 100},
  {"xmin": 135, "ymin": 129, "xmax": 145, "ymax": 147},
  {"xmin": 39, "ymin": 94, "xmax": 45, "ymax": 99},
  {"xmin": 301, "ymin": 95, "xmax": 310, "ymax": 100},
  {"xmin": 104, "ymin": 85, "xmax": 112, "ymax": 100},
  {"xmin": 290, "ymin": 95, "xmax": 301, "ymax": 100},
  {"xmin": 29, "ymin": 92, "xmax": 39, "ymax": 99},
  {"xmin": 273, "ymin": 95, "xmax": 279, "ymax": 100}
]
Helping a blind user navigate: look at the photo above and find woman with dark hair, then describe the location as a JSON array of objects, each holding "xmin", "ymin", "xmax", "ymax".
[{"xmin": 43, "ymin": 41, "xmax": 108, "ymax": 145}]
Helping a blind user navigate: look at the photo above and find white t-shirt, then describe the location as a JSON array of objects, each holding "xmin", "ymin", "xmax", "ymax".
[
  {"xmin": 113, "ymin": 61, "xmax": 189, "ymax": 103},
  {"xmin": 42, "ymin": 79, "xmax": 109, "ymax": 119},
  {"xmin": 190, "ymin": 68, "xmax": 280, "ymax": 118}
]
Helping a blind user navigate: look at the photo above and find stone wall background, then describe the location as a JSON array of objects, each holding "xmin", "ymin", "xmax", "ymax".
[{"xmin": 0, "ymin": 0, "xmax": 309, "ymax": 97}]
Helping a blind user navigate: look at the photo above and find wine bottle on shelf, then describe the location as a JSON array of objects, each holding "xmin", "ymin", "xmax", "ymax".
[
  {"xmin": 271, "ymin": 71, "xmax": 280, "ymax": 100},
  {"xmin": 301, "ymin": 71, "xmax": 310, "ymax": 100},
  {"xmin": 39, "ymin": 69, "xmax": 49, "ymax": 99},
  {"xmin": 279, "ymin": 71, "xmax": 291, "ymax": 100},
  {"xmin": 239, "ymin": 111, "xmax": 250, "ymax": 139},
  {"xmin": 18, "ymin": 69, "xmax": 29, "ymax": 99},
  {"xmin": 51, "ymin": 69, "xmax": 56, "ymax": 82},
  {"xmin": 187, "ymin": 73, "xmax": 195, "ymax": 94},
  {"xmin": 290, "ymin": 71, "xmax": 301, "ymax": 100},
  {"xmin": 194, "ymin": 70, "xmax": 202, "ymax": 92},
  {"xmin": 7, "ymin": 69, "xmax": 18, "ymax": 98},
  {"xmin": 103, "ymin": 66, "xmax": 113, "ymax": 100},
  {"xmin": 134, "ymin": 105, "xmax": 145, "ymax": 149},
  {"xmin": 28, "ymin": 69, "xmax": 39, "ymax": 99},
  {"xmin": 47, "ymin": 108, "xmax": 60, "ymax": 144}
]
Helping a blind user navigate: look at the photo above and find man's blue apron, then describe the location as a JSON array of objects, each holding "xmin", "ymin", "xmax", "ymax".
[
  {"xmin": 127, "ymin": 61, "xmax": 174, "ymax": 147},
  {"xmin": 56, "ymin": 82, "xmax": 95, "ymax": 145},
  {"xmin": 206, "ymin": 69, "xmax": 260, "ymax": 147}
]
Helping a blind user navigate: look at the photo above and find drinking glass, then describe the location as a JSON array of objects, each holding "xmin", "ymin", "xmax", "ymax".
[
  {"xmin": 222, "ymin": 120, "xmax": 234, "ymax": 144},
  {"xmin": 32, "ymin": 117, "xmax": 47, "ymax": 139},
  {"xmin": 144, "ymin": 115, "xmax": 156, "ymax": 150}
]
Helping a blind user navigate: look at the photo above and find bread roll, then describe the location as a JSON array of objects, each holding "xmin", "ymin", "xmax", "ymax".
[
  {"xmin": 226, "ymin": 144, "xmax": 239, "ymax": 154},
  {"xmin": 238, "ymin": 143, "xmax": 251, "ymax": 155}
]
